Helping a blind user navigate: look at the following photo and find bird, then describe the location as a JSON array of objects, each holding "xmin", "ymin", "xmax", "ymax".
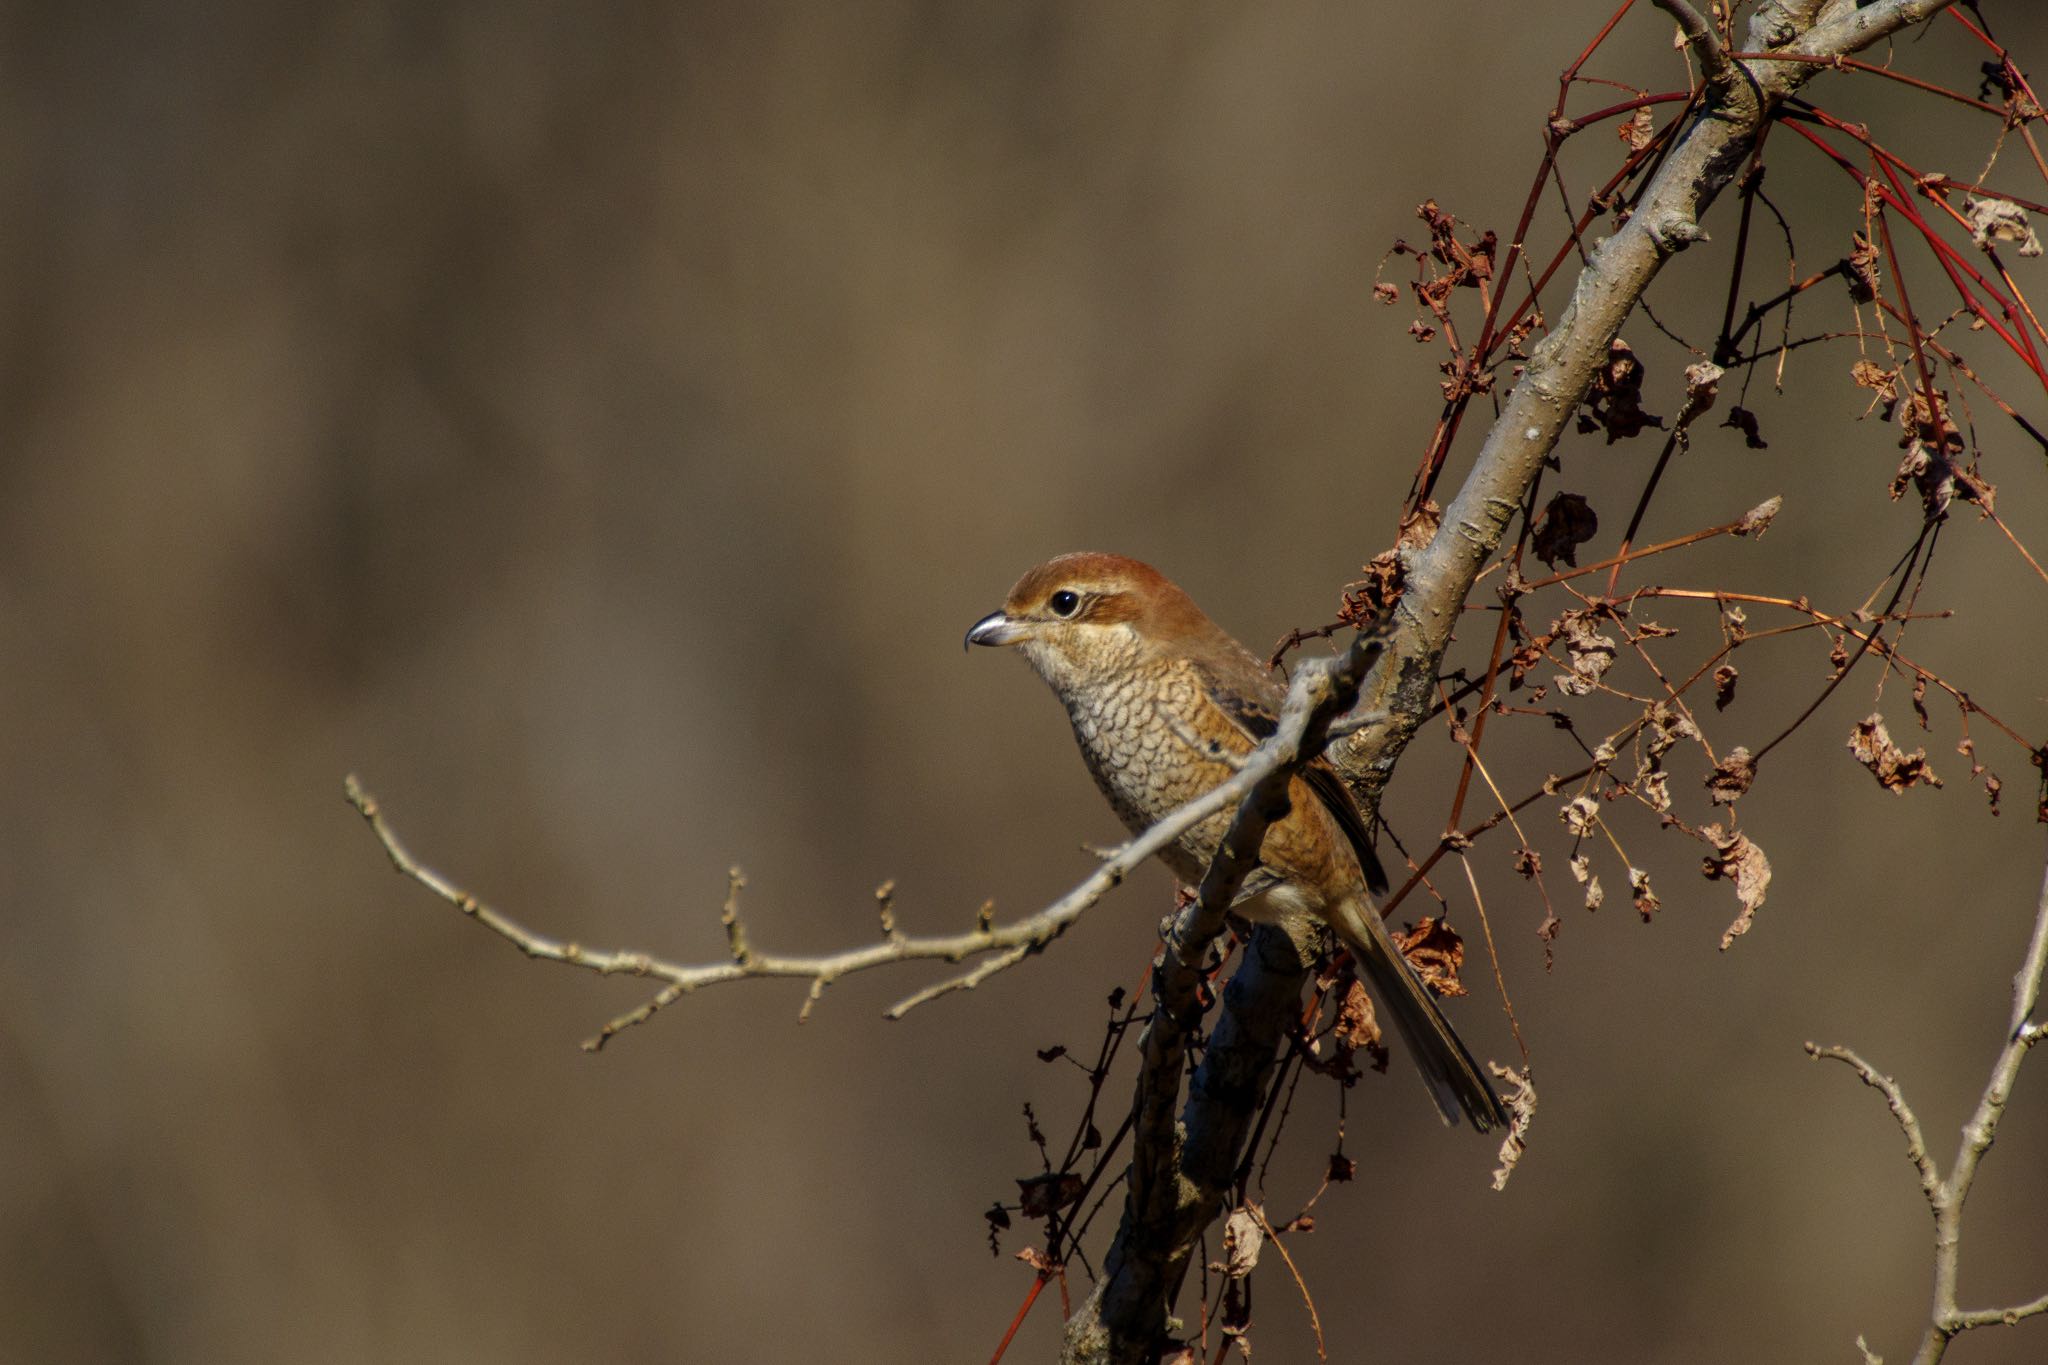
[{"xmin": 967, "ymin": 551, "xmax": 1508, "ymax": 1133}]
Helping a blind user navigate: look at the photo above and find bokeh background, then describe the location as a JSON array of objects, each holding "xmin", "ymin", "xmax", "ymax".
[{"xmin": 5, "ymin": 4, "xmax": 2047, "ymax": 1362}]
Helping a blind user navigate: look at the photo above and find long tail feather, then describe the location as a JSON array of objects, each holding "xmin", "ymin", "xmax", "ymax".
[{"xmin": 1331, "ymin": 898, "xmax": 1508, "ymax": 1133}]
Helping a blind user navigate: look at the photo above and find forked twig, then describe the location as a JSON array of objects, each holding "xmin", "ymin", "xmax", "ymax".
[{"xmin": 1808, "ymin": 849, "xmax": 2048, "ymax": 1365}]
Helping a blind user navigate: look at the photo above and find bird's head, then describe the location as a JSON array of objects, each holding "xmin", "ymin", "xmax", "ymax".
[{"xmin": 965, "ymin": 552, "xmax": 1215, "ymax": 691}]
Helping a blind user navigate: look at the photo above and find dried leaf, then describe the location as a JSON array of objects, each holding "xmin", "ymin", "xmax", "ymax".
[
  {"xmin": 1702, "ymin": 824, "xmax": 1772, "ymax": 948},
  {"xmin": 1489, "ymin": 1064, "xmax": 1537, "ymax": 1192},
  {"xmin": 1852, "ymin": 358, "xmax": 1901, "ymax": 419},
  {"xmin": 1706, "ymin": 746, "xmax": 1757, "ymax": 805},
  {"xmin": 1408, "ymin": 318, "xmax": 1438, "ymax": 343},
  {"xmin": 1016, "ymin": 1172, "xmax": 1085, "ymax": 1220},
  {"xmin": 1639, "ymin": 768, "xmax": 1672, "ymax": 813},
  {"xmin": 1570, "ymin": 853, "xmax": 1604, "ymax": 911},
  {"xmin": 1620, "ymin": 106, "xmax": 1656, "ymax": 151},
  {"xmin": 1397, "ymin": 499, "xmax": 1443, "ymax": 551},
  {"xmin": 1218, "ymin": 1205, "xmax": 1264, "ymax": 1279},
  {"xmin": 1394, "ymin": 917, "xmax": 1469, "ymax": 998},
  {"xmin": 1561, "ymin": 794, "xmax": 1600, "ymax": 837},
  {"xmin": 1683, "ymin": 360, "xmax": 1724, "ymax": 411},
  {"xmin": 1845, "ymin": 231, "xmax": 1882, "ymax": 303},
  {"xmin": 1531, "ymin": 492, "xmax": 1600, "ymax": 567},
  {"xmin": 1585, "ymin": 338, "xmax": 1664, "ymax": 442},
  {"xmin": 1371, "ymin": 281, "xmax": 1400, "ymax": 305},
  {"xmin": 1629, "ymin": 866, "xmax": 1660, "ymax": 920},
  {"xmin": 1848, "ymin": 713, "xmax": 1944, "ymax": 794},
  {"xmin": 1332, "ymin": 979, "xmax": 1389, "ymax": 1073},
  {"xmin": 1723, "ymin": 405, "xmax": 1769, "ymax": 449},
  {"xmin": 1513, "ymin": 846, "xmax": 1543, "ymax": 878},
  {"xmin": 1965, "ymin": 196, "xmax": 2044, "ymax": 256},
  {"xmin": 1890, "ymin": 386, "xmax": 1993, "ymax": 517},
  {"xmin": 1348, "ymin": 550, "xmax": 1406, "ymax": 617},
  {"xmin": 1326, "ymin": 1152, "xmax": 1357, "ymax": 1183},
  {"xmin": 1646, "ymin": 701, "xmax": 1701, "ymax": 759},
  {"xmin": 1734, "ymin": 496, "xmax": 1780, "ymax": 537},
  {"xmin": 1554, "ymin": 608, "xmax": 1617, "ymax": 696},
  {"xmin": 1713, "ymin": 663, "xmax": 1740, "ymax": 710}
]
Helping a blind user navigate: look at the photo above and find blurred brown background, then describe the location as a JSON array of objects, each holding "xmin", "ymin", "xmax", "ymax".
[{"xmin": 4, "ymin": 3, "xmax": 2047, "ymax": 1362}]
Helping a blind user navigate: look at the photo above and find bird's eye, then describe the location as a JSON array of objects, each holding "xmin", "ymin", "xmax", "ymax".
[{"xmin": 1048, "ymin": 589, "xmax": 1081, "ymax": 617}]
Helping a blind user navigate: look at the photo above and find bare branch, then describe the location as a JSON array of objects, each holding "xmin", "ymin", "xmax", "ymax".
[
  {"xmin": 1813, "ymin": 849, "xmax": 2048, "ymax": 1365},
  {"xmin": 346, "ymin": 641, "xmax": 1387, "ymax": 1041},
  {"xmin": 1745, "ymin": 0, "xmax": 1827, "ymax": 51},
  {"xmin": 1654, "ymin": 0, "xmax": 1738, "ymax": 89},
  {"xmin": 1803, "ymin": 1042, "xmax": 1939, "ymax": 1204}
]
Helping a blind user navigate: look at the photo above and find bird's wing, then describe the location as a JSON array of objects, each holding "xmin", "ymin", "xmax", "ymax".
[{"xmin": 1189, "ymin": 659, "xmax": 1391, "ymax": 898}]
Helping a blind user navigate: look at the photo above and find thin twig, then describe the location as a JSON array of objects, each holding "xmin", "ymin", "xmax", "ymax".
[{"xmin": 1247, "ymin": 1204, "xmax": 1326, "ymax": 1362}]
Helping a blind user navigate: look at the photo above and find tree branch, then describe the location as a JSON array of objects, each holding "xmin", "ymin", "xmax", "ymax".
[
  {"xmin": 346, "ymin": 660, "xmax": 1391, "ymax": 1041},
  {"xmin": 1331, "ymin": 0, "xmax": 1959, "ymax": 809},
  {"xmin": 1654, "ymin": 0, "xmax": 1739, "ymax": 89},
  {"xmin": 1811, "ymin": 844, "xmax": 2048, "ymax": 1365}
]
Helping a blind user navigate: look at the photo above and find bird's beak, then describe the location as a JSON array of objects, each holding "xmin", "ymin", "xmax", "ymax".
[{"xmin": 964, "ymin": 609, "xmax": 1028, "ymax": 650}]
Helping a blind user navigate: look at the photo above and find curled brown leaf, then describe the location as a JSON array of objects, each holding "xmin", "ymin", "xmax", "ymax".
[
  {"xmin": 1554, "ymin": 609, "xmax": 1617, "ymax": 696},
  {"xmin": 1489, "ymin": 1064, "xmax": 1537, "ymax": 1192},
  {"xmin": 1848, "ymin": 713, "xmax": 1944, "ymax": 794},
  {"xmin": 1702, "ymin": 824, "xmax": 1772, "ymax": 949},
  {"xmin": 1713, "ymin": 663, "xmax": 1740, "ymax": 710},
  {"xmin": 1332, "ymin": 978, "xmax": 1389, "ymax": 1074},
  {"xmin": 1394, "ymin": 917, "xmax": 1469, "ymax": 998},
  {"xmin": 1706, "ymin": 746, "xmax": 1757, "ymax": 805}
]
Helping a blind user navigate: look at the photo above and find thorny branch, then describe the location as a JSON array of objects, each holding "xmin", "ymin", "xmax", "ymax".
[{"xmin": 1807, "ymin": 845, "xmax": 2048, "ymax": 1365}]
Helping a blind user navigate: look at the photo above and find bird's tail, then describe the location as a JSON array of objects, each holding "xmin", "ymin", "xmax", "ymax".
[{"xmin": 1328, "ymin": 896, "xmax": 1509, "ymax": 1134}]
